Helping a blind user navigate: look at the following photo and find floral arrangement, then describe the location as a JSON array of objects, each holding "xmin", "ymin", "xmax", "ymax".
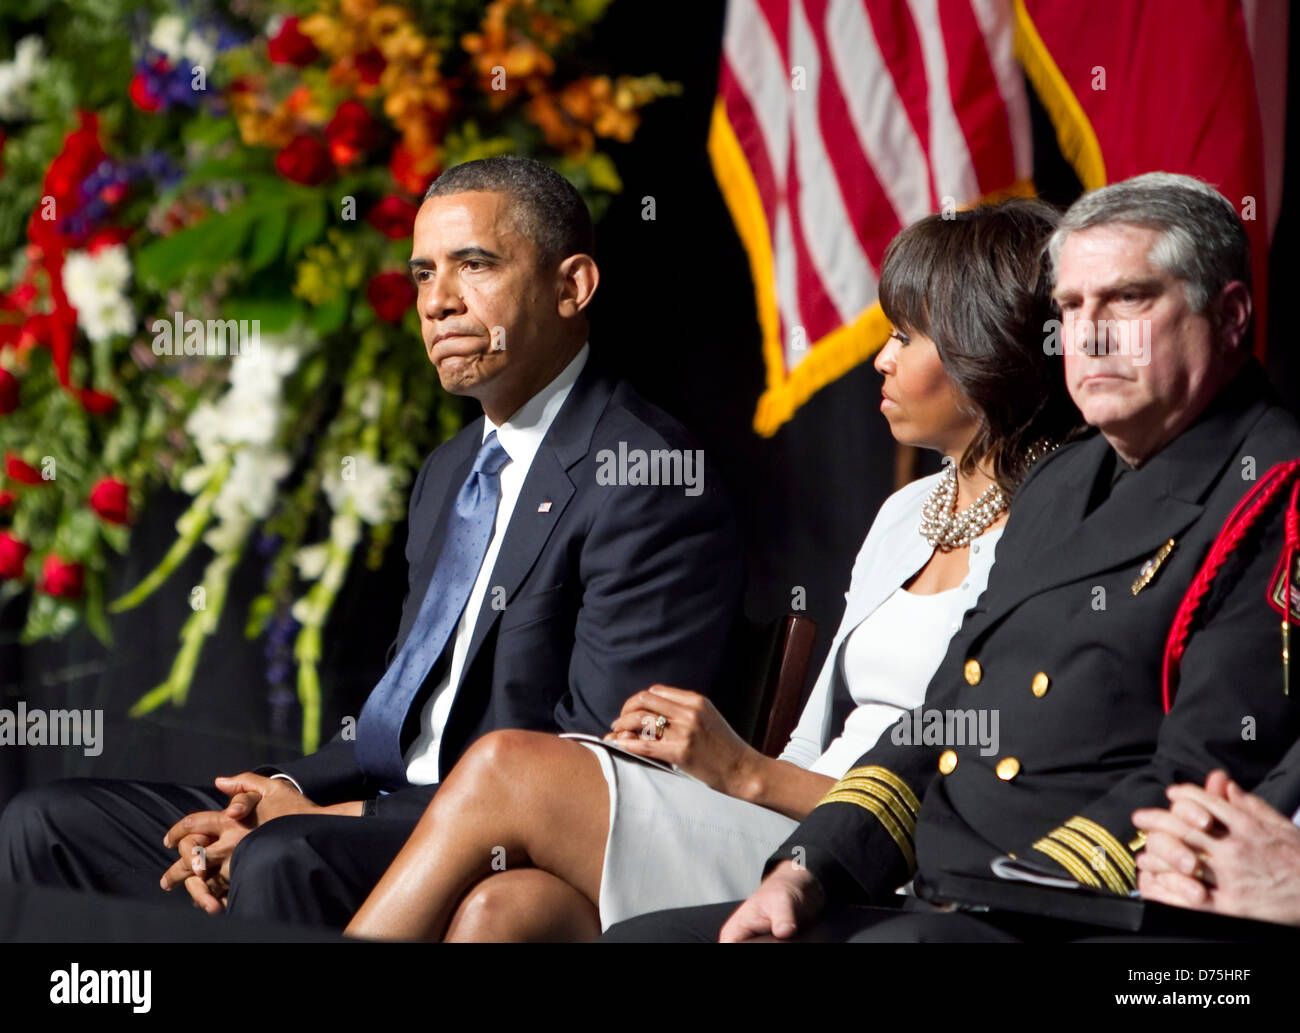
[{"xmin": 0, "ymin": 0, "xmax": 675, "ymax": 751}]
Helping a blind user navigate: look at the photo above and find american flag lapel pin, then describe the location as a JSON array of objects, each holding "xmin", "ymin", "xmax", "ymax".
[{"xmin": 537, "ymin": 500, "xmax": 552, "ymax": 513}]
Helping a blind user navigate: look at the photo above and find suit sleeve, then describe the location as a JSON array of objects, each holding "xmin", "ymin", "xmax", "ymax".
[
  {"xmin": 260, "ymin": 448, "xmax": 441, "ymax": 805},
  {"xmin": 558, "ymin": 462, "xmax": 745, "ymax": 735},
  {"xmin": 1022, "ymin": 503, "xmax": 1300, "ymax": 893}
]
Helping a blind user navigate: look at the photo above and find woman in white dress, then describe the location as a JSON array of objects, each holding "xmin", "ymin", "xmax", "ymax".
[{"xmin": 345, "ymin": 198, "xmax": 1085, "ymax": 941}]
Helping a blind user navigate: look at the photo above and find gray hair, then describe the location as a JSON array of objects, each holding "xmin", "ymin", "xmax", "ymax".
[
  {"xmin": 423, "ymin": 156, "xmax": 595, "ymax": 268},
  {"xmin": 1047, "ymin": 172, "xmax": 1251, "ymax": 315}
]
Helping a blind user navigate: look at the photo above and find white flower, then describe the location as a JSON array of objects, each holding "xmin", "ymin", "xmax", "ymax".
[
  {"xmin": 185, "ymin": 402, "xmax": 229, "ymax": 466},
  {"xmin": 212, "ymin": 448, "xmax": 290, "ymax": 524},
  {"xmin": 0, "ymin": 37, "xmax": 48, "ymax": 120},
  {"xmin": 227, "ymin": 342, "xmax": 300, "ymax": 398},
  {"xmin": 203, "ymin": 515, "xmax": 251, "ymax": 554},
  {"xmin": 182, "ymin": 30, "xmax": 217, "ymax": 71},
  {"xmin": 79, "ymin": 295, "xmax": 136, "ymax": 342},
  {"xmin": 323, "ymin": 453, "xmax": 402, "ymax": 525},
  {"xmin": 217, "ymin": 389, "xmax": 280, "ymax": 448},
  {"xmin": 149, "ymin": 15, "xmax": 187, "ymax": 62},
  {"xmin": 179, "ymin": 463, "xmax": 217, "ymax": 496},
  {"xmin": 293, "ymin": 543, "xmax": 330, "ymax": 581},
  {"xmin": 360, "ymin": 380, "xmax": 383, "ymax": 421},
  {"xmin": 62, "ymin": 246, "xmax": 135, "ymax": 343},
  {"xmin": 329, "ymin": 512, "xmax": 362, "ymax": 553}
]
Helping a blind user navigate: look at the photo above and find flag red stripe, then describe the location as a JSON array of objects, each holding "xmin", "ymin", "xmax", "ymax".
[
  {"xmin": 864, "ymin": 0, "xmax": 938, "ymax": 210},
  {"xmin": 939, "ymin": 0, "xmax": 1016, "ymax": 195},
  {"xmin": 804, "ymin": 0, "xmax": 903, "ymax": 271},
  {"xmin": 784, "ymin": 137, "xmax": 845, "ymax": 343}
]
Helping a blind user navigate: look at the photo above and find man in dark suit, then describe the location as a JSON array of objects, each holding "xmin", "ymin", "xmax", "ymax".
[
  {"xmin": 604, "ymin": 172, "xmax": 1300, "ymax": 943},
  {"xmin": 0, "ymin": 156, "xmax": 744, "ymax": 928}
]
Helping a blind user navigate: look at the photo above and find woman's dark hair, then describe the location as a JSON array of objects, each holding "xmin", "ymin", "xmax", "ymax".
[{"xmin": 877, "ymin": 196, "xmax": 1085, "ymax": 497}]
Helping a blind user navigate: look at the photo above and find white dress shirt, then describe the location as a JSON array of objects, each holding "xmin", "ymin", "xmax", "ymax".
[
  {"xmin": 402, "ymin": 343, "xmax": 589, "ymax": 784},
  {"xmin": 779, "ymin": 471, "xmax": 1002, "ymax": 770},
  {"xmin": 812, "ymin": 533, "xmax": 1001, "ymax": 776}
]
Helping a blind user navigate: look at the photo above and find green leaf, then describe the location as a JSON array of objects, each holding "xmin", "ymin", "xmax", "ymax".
[
  {"xmin": 61, "ymin": 509, "xmax": 100, "ymax": 557},
  {"xmin": 223, "ymin": 296, "xmax": 304, "ymax": 333},
  {"xmin": 287, "ymin": 200, "xmax": 327, "ymax": 258},
  {"xmin": 248, "ymin": 207, "xmax": 290, "ymax": 271},
  {"xmin": 84, "ymin": 574, "xmax": 112, "ymax": 647},
  {"xmin": 245, "ymin": 593, "xmax": 276, "ymax": 639},
  {"xmin": 310, "ymin": 294, "xmax": 350, "ymax": 335},
  {"xmin": 199, "ymin": 209, "xmax": 255, "ymax": 270},
  {"xmin": 135, "ymin": 218, "xmax": 223, "ymax": 290}
]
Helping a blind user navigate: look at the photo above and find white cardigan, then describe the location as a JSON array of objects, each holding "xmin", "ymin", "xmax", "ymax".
[{"xmin": 778, "ymin": 471, "xmax": 1001, "ymax": 770}]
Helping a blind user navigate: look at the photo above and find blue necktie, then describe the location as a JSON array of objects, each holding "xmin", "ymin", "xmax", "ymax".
[{"xmin": 356, "ymin": 431, "xmax": 511, "ymax": 788}]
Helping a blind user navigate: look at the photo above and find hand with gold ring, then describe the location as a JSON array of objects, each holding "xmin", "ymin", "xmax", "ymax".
[
  {"xmin": 1134, "ymin": 769, "xmax": 1300, "ymax": 925},
  {"xmin": 603, "ymin": 685, "xmax": 761, "ymax": 796}
]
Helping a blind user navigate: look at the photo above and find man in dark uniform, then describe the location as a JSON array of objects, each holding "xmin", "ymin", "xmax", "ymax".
[{"xmin": 604, "ymin": 172, "xmax": 1300, "ymax": 943}]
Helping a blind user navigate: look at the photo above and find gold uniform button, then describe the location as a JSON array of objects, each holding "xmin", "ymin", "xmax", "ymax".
[
  {"xmin": 996, "ymin": 757, "xmax": 1021, "ymax": 781},
  {"xmin": 1031, "ymin": 672, "xmax": 1050, "ymax": 697},
  {"xmin": 938, "ymin": 750, "xmax": 958, "ymax": 775},
  {"xmin": 963, "ymin": 659, "xmax": 982, "ymax": 685}
]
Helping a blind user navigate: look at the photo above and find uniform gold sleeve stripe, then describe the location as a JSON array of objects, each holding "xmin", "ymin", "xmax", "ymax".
[
  {"xmin": 1049, "ymin": 827, "xmax": 1129, "ymax": 894},
  {"xmin": 1031, "ymin": 836, "xmax": 1104, "ymax": 889},
  {"xmin": 836, "ymin": 765, "xmax": 921, "ymax": 815},
  {"xmin": 827, "ymin": 776, "xmax": 916, "ymax": 832},
  {"xmin": 851, "ymin": 779, "xmax": 917, "ymax": 841},
  {"xmin": 1065, "ymin": 816, "xmax": 1137, "ymax": 884},
  {"xmin": 817, "ymin": 790, "xmax": 917, "ymax": 871},
  {"xmin": 817, "ymin": 780, "xmax": 916, "ymax": 847}
]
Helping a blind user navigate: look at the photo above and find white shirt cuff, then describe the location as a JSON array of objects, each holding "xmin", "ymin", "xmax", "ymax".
[{"xmin": 269, "ymin": 772, "xmax": 304, "ymax": 795}]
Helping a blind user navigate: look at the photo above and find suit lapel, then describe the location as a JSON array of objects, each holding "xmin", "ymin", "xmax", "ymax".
[{"xmin": 456, "ymin": 361, "xmax": 616, "ymax": 688}]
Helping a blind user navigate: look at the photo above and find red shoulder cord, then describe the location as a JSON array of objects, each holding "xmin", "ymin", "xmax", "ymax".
[{"xmin": 1161, "ymin": 458, "xmax": 1300, "ymax": 713}]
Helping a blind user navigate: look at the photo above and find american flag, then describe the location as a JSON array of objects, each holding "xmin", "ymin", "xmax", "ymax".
[
  {"xmin": 713, "ymin": 0, "xmax": 1286, "ymax": 436},
  {"xmin": 711, "ymin": 0, "xmax": 1034, "ymax": 436}
]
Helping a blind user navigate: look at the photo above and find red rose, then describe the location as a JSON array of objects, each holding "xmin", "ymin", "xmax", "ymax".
[
  {"xmin": 274, "ymin": 135, "xmax": 333, "ymax": 186},
  {"xmin": 0, "ymin": 369, "xmax": 18, "ymax": 414},
  {"xmin": 129, "ymin": 67, "xmax": 165, "ymax": 112},
  {"xmin": 389, "ymin": 143, "xmax": 438, "ymax": 196},
  {"xmin": 87, "ymin": 227, "xmax": 131, "ymax": 252},
  {"xmin": 40, "ymin": 554, "xmax": 83, "ymax": 598},
  {"xmin": 5, "ymin": 455, "xmax": 43, "ymax": 484},
  {"xmin": 354, "ymin": 47, "xmax": 385, "ymax": 85},
  {"xmin": 0, "ymin": 532, "xmax": 30, "ymax": 580},
  {"xmin": 268, "ymin": 16, "xmax": 320, "ymax": 66},
  {"xmin": 79, "ymin": 388, "xmax": 118, "ymax": 414},
  {"xmin": 0, "ymin": 490, "xmax": 15, "ymax": 510},
  {"xmin": 366, "ymin": 196, "xmax": 418, "ymax": 239},
  {"xmin": 88, "ymin": 477, "xmax": 130, "ymax": 524},
  {"xmin": 18, "ymin": 313, "xmax": 52, "ymax": 350},
  {"xmin": 366, "ymin": 272, "xmax": 416, "ymax": 324},
  {"xmin": 325, "ymin": 100, "xmax": 378, "ymax": 167},
  {"xmin": 3, "ymin": 282, "xmax": 37, "ymax": 311}
]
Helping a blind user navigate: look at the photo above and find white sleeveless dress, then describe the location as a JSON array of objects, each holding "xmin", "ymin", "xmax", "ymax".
[{"xmin": 578, "ymin": 525, "xmax": 1001, "ymax": 929}]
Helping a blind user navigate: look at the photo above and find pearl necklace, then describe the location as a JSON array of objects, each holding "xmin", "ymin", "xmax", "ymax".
[{"xmin": 918, "ymin": 460, "xmax": 1007, "ymax": 552}]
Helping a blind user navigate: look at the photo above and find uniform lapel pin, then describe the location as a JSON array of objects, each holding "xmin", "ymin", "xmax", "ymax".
[
  {"xmin": 537, "ymin": 500, "xmax": 552, "ymax": 513},
  {"xmin": 1131, "ymin": 539, "xmax": 1176, "ymax": 596}
]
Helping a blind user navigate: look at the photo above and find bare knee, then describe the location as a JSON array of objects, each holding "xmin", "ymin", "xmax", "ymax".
[
  {"xmin": 446, "ymin": 874, "xmax": 522, "ymax": 941},
  {"xmin": 453, "ymin": 729, "xmax": 563, "ymax": 785}
]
